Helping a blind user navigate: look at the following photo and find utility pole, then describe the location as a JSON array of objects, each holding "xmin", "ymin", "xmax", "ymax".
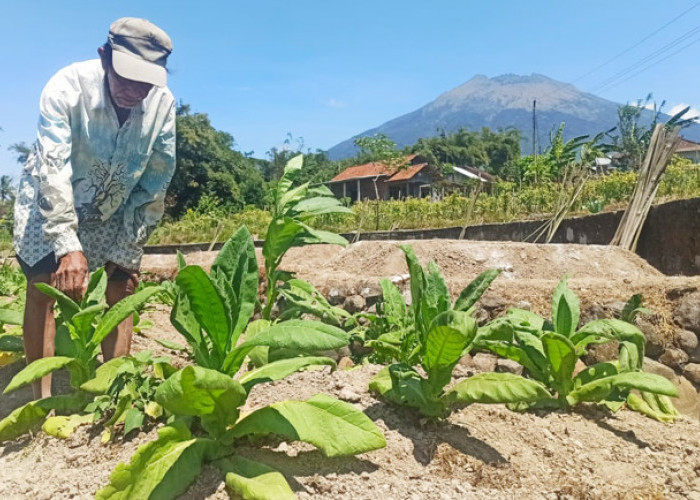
[{"xmin": 532, "ymin": 99, "xmax": 538, "ymax": 184}]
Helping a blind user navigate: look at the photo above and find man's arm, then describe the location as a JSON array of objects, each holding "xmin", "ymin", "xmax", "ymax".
[
  {"xmin": 111, "ymin": 101, "xmax": 176, "ymax": 271},
  {"xmin": 29, "ymin": 69, "xmax": 87, "ymax": 298}
]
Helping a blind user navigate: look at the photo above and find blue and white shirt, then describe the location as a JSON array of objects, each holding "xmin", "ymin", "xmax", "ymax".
[{"xmin": 14, "ymin": 59, "xmax": 176, "ymax": 271}]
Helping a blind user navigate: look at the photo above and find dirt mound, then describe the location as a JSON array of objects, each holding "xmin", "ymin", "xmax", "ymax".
[{"xmin": 1, "ymin": 363, "xmax": 699, "ymax": 499}]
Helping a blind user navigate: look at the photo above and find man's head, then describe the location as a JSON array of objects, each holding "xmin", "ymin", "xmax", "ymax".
[{"xmin": 98, "ymin": 17, "xmax": 172, "ymax": 108}]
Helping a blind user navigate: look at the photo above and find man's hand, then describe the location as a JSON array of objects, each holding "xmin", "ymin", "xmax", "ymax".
[{"xmin": 55, "ymin": 251, "xmax": 88, "ymax": 301}]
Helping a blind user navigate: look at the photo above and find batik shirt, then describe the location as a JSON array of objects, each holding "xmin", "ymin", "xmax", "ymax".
[{"xmin": 13, "ymin": 59, "xmax": 176, "ymax": 271}]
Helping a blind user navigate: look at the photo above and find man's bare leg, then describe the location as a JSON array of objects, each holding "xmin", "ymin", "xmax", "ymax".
[
  {"xmin": 22, "ymin": 273, "xmax": 56, "ymax": 399},
  {"xmin": 101, "ymin": 277, "xmax": 136, "ymax": 361}
]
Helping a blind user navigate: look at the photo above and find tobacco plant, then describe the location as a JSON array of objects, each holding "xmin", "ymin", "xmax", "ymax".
[
  {"xmin": 0, "ymin": 269, "xmax": 163, "ymax": 441},
  {"xmin": 369, "ymin": 245, "xmax": 506, "ymax": 418},
  {"xmin": 82, "ymin": 351, "xmax": 176, "ymax": 441},
  {"xmin": 96, "ymin": 363, "xmax": 386, "ymax": 499},
  {"xmin": 466, "ymin": 278, "xmax": 679, "ymax": 420},
  {"xmin": 261, "ymin": 154, "xmax": 352, "ymax": 320},
  {"xmin": 171, "ymin": 226, "xmax": 351, "ymax": 372}
]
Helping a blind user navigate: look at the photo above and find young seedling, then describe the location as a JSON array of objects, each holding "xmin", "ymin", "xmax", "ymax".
[
  {"xmin": 260, "ymin": 154, "xmax": 353, "ymax": 320},
  {"xmin": 369, "ymin": 245, "xmax": 504, "ymax": 418},
  {"xmin": 466, "ymin": 279, "xmax": 679, "ymax": 420}
]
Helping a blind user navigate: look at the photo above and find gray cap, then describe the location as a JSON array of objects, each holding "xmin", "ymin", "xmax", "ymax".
[{"xmin": 108, "ymin": 17, "xmax": 172, "ymax": 87}]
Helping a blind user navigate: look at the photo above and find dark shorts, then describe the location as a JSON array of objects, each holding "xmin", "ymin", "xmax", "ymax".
[{"xmin": 17, "ymin": 253, "xmax": 133, "ymax": 282}]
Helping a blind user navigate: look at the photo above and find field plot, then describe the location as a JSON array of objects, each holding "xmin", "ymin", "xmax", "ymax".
[{"xmin": 1, "ymin": 240, "xmax": 700, "ymax": 499}]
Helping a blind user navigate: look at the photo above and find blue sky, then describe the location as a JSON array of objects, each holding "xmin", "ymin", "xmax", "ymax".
[{"xmin": 1, "ymin": 1, "xmax": 699, "ymax": 176}]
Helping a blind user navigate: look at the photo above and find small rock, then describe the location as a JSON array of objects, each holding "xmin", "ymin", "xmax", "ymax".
[
  {"xmin": 338, "ymin": 357, "xmax": 355, "ymax": 370},
  {"xmin": 471, "ymin": 352, "xmax": 498, "ymax": 373},
  {"xmin": 675, "ymin": 329, "xmax": 699, "ymax": 354},
  {"xmin": 683, "ymin": 363, "xmax": 700, "ymax": 385},
  {"xmin": 328, "ymin": 288, "xmax": 344, "ymax": 306},
  {"xmin": 636, "ymin": 315, "xmax": 668, "ymax": 359},
  {"xmin": 472, "ymin": 307, "xmax": 490, "ymax": 325},
  {"xmin": 674, "ymin": 291, "xmax": 700, "ymax": 334},
  {"xmin": 343, "ymin": 295, "xmax": 366, "ymax": 314},
  {"xmin": 338, "ymin": 388, "xmax": 361, "ymax": 403},
  {"xmin": 513, "ymin": 301, "xmax": 531, "ymax": 311},
  {"xmin": 496, "ymin": 358, "xmax": 523, "ymax": 375},
  {"xmin": 360, "ymin": 287, "xmax": 382, "ymax": 306},
  {"xmin": 584, "ymin": 341, "xmax": 619, "ymax": 365},
  {"xmin": 659, "ymin": 348, "xmax": 689, "ymax": 370},
  {"xmin": 458, "ymin": 353, "xmax": 473, "ymax": 366},
  {"xmin": 480, "ymin": 294, "xmax": 506, "ymax": 311}
]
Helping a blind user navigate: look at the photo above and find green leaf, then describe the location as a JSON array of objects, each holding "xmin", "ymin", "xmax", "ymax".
[
  {"xmin": 567, "ymin": 372, "xmax": 679, "ymax": 405},
  {"xmin": 573, "ymin": 362, "xmax": 618, "ymax": 389},
  {"xmin": 551, "ymin": 276, "xmax": 579, "ymax": 338},
  {"xmin": 278, "ymin": 279, "xmax": 349, "ymax": 326},
  {"xmin": 0, "ymin": 308, "xmax": 24, "ymax": 326},
  {"xmin": 420, "ymin": 261, "xmax": 451, "ymax": 329},
  {"xmin": 123, "ymin": 408, "xmax": 145, "ymax": 436},
  {"xmin": 82, "ymin": 268, "xmax": 107, "ymax": 307},
  {"xmin": 369, "ymin": 364, "xmax": 445, "ymax": 417},
  {"xmin": 263, "ymin": 218, "xmax": 304, "ymax": 268},
  {"xmin": 238, "ymin": 320, "xmax": 349, "ymax": 352},
  {"xmin": 505, "ymin": 308, "xmax": 546, "ymax": 330},
  {"xmin": 447, "ymin": 373, "xmax": 552, "ymax": 407},
  {"xmin": 0, "ymin": 402, "xmax": 48, "ymax": 442},
  {"xmin": 230, "ymin": 393, "xmax": 385, "ymax": 457},
  {"xmin": 621, "ymin": 294, "xmax": 648, "ymax": 323},
  {"xmin": 154, "ymin": 338, "xmax": 188, "ymax": 351},
  {"xmin": 239, "ymin": 356, "xmax": 336, "ymax": 392},
  {"xmin": 400, "ymin": 245, "xmax": 425, "ymax": 332},
  {"xmin": 293, "ymin": 196, "xmax": 353, "ymax": 218},
  {"xmin": 4, "ymin": 356, "xmax": 75, "ymax": 393},
  {"xmin": 91, "ymin": 287, "xmax": 163, "ymax": 348},
  {"xmin": 293, "ymin": 223, "xmax": 348, "ymax": 248},
  {"xmin": 211, "ymin": 226, "xmax": 259, "ymax": 343},
  {"xmin": 176, "ymin": 251, "xmax": 187, "ymax": 270},
  {"xmin": 80, "ymin": 357, "xmax": 134, "ymax": 394},
  {"xmin": 72, "ymin": 303, "xmax": 108, "ymax": 335},
  {"xmin": 219, "ymin": 456, "xmax": 295, "ymax": 500},
  {"xmin": 423, "ymin": 312, "xmax": 476, "ymax": 394},
  {"xmin": 42, "ymin": 413, "xmax": 94, "ymax": 439},
  {"xmin": 176, "ymin": 266, "xmax": 230, "ymax": 357},
  {"xmin": 170, "ymin": 290, "xmax": 203, "ymax": 348},
  {"xmin": 379, "ymin": 279, "xmax": 408, "ymax": 326},
  {"xmin": 453, "ymin": 269, "xmax": 501, "ymax": 312},
  {"xmin": 96, "ymin": 423, "xmax": 209, "ymax": 500},
  {"xmin": 156, "ymin": 366, "xmax": 245, "ymax": 437},
  {"xmin": 626, "ymin": 393, "xmax": 675, "ymax": 422},
  {"xmin": 0, "ymin": 333, "xmax": 24, "ymax": 352},
  {"xmin": 541, "ymin": 332, "xmax": 577, "ymax": 397},
  {"xmin": 34, "ymin": 283, "xmax": 80, "ymax": 318}
]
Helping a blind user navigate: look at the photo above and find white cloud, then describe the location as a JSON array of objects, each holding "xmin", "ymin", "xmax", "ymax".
[
  {"xmin": 669, "ymin": 103, "xmax": 700, "ymax": 120},
  {"xmin": 324, "ymin": 98, "xmax": 347, "ymax": 108}
]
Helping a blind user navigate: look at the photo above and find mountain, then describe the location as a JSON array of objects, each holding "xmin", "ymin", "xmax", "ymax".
[{"xmin": 326, "ymin": 73, "xmax": 700, "ymax": 160}]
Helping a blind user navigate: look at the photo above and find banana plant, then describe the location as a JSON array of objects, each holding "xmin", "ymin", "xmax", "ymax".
[
  {"xmin": 261, "ymin": 154, "xmax": 353, "ymax": 320},
  {"xmin": 469, "ymin": 278, "xmax": 680, "ymax": 420},
  {"xmin": 97, "ymin": 364, "xmax": 386, "ymax": 500},
  {"xmin": 170, "ymin": 226, "xmax": 351, "ymax": 373}
]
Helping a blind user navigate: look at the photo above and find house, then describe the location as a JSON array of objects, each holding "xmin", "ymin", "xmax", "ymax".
[
  {"xmin": 328, "ymin": 155, "xmax": 494, "ymax": 202},
  {"xmin": 676, "ymin": 137, "xmax": 700, "ymax": 164}
]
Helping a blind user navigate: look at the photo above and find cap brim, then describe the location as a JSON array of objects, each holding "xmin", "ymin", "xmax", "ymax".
[{"xmin": 112, "ymin": 49, "xmax": 167, "ymax": 87}]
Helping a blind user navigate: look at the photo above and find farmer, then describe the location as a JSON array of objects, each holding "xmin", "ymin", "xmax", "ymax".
[{"xmin": 13, "ymin": 17, "xmax": 176, "ymax": 398}]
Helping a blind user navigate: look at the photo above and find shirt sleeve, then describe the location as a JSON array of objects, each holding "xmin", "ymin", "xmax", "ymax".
[
  {"xmin": 29, "ymin": 69, "xmax": 82, "ymax": 258},
  {"xmin": 111, "ymin": 101, "xmax": 176, "ymax": 270}
]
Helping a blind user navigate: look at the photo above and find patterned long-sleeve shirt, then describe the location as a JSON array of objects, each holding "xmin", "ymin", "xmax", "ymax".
[{"xmin": 14, "ymin": 59, "xmax": 176, "ymax": 271}]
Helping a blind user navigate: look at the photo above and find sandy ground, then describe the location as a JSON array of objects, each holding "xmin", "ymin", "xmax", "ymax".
[{"xmin": 1, "ymin": 240, "xmax": 700, "ymax": 499}]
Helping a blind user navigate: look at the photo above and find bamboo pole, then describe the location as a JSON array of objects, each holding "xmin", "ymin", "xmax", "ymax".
[{"xmin": 610, "ymin": 124, "xmax": 681, "ymax": 251}]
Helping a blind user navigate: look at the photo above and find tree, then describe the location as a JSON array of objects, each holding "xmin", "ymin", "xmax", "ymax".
[
  {"xmin": 0, "ymin": 175, "xmax": 14, "ymax": 203},
  {"xmin": 8, "ymin": 142, "xmax": 31, "ymax": 165},
  {"xmin": 353, "ymin": 133, "xmax": 407, "ymax": 169},
  {"xmin": 168, "ymin": 103, "xmax": 266, "ymax": 217}
]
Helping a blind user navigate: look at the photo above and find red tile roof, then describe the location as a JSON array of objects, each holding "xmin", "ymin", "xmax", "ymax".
[
  {"xmin": 386, "ymin": 163, "xmax": 428, "ymax": 182},
  {"xmin": 329, "ymin": 161, "xmax": 392, "ymax": 182},
  {"xmin": 677, "ymin": 137, "xmax": 700, "ymax": 153},
  {"xmin": 329, "ymin": 155, "xmax": 428, "ymax": 183}
]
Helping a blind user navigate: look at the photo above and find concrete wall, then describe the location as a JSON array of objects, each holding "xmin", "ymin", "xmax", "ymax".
[{"xmin": 144, "ymin": 197, "xmax": 700, "ymax": 276}]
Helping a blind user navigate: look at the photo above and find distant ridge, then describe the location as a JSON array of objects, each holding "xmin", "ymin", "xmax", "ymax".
[{"xmin": 326, "ymin": 73, "xmax": 700, "ymax": 160}]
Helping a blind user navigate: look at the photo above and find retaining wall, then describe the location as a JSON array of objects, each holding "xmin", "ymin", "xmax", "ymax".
[{"xmin": 144, "ymin": 197, "xmax": 700, "ymax": 276}]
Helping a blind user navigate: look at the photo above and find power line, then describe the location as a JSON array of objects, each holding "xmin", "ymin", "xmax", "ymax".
[
  {"xmin": 589, "ymin": 24, "xmax": 700, "ymax": 93},
  {"xmin": 595, "ymin": 33, "xmax": 700, "ymax": 94},
  {"xmin": 573, "ymin": 0, "xmax": 700, "ymax": 83}
]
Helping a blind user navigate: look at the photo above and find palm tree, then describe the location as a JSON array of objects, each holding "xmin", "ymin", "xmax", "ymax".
[{"xmin": 0, "ymin": 176, "xmax": 14, "ymax": 203}]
